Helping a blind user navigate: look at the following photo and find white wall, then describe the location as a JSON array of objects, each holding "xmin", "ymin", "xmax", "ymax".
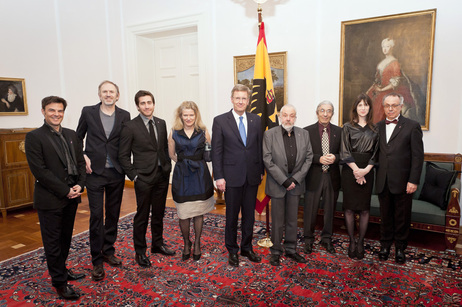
[{"xmin": 1, "ymin": 0, "xmax": 461, "ymax": 154}]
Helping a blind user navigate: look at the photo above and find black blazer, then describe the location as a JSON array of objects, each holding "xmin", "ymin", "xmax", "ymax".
[
  {"xmin": 76, "ymin": 103, "xmax": 130, "ymax": 175},
  {"xmin": 211, "ymin": 110, "xmax": 264, "ymax": 187},
  {"xmin": 25, "ymin": 124, "xmax": 86, "ymax": 210},
  {"xmin": 118, "ymin": 115, "xmax": 171, "ymax": 183},
  {"xmin": 304, "ymin": 122, "xmax": 342, "ymax": 192},
  {"xmin": 375, "ymin": 116, "xmax": 424, "ymax": 194}
]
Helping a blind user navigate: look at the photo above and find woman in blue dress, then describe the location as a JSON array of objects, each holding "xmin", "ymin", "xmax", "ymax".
[{"xmin": 168, "ymin": 101, "xmax": 214, "ymax": 261}]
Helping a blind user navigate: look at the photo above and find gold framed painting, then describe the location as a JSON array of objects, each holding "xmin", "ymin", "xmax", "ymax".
[
  {"xmin": 0, "ymin": 77, "xmax": 28, "ymax": 115},
  {"xmin": 234, "ymin": 51, "xmax": 287, "ymax": 111},
  {"xmin": 339, "ymin": 9, "xmax": 436, "ymax": 130}
]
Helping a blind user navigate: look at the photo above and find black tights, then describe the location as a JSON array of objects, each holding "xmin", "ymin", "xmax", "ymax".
[
  {"xmin": 178, "ymin": 215, "xmax": 204, "ymax": 255},
  {"xmin": 344, "ymin": 209, "xmax": 370, "ymax": 252}
]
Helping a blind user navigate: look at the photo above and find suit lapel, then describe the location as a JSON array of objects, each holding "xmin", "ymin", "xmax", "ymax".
[
  {"xmin": 388, "ymin": 117, "xmax": 405, "ymax": 143},
  {"xmin": 91, "ymin": 103, "xmax": 107, "ymax": 139},
  {"xmin": 293, "ymin": 127, "xmax": 304, "ymax": 166},
  {"xmin": 226, "ymin": 111, "xmax": 243, "ymax": 145},
  {"xmin": 44, "ymin": 127, "xmax": 67, "ymax": 167},
  {"xmin": 274, "ymin": 127, "xmax": 288, "ymax": 169}
]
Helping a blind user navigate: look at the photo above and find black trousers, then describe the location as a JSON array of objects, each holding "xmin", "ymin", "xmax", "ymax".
[
  {"xmin": 133, "ymin": 176, "xmax": 169, "ymax": 254},
  {"xmin": 378, "ymin": 181, "xmax": 413, "ymax": 250},
  {"xmin": 224, "ymin": 180, "xmax": 258, "ymax": 254},
  {"xmin": 304, "ymin": 172, "xmax": 339, "ymax": 244},
  {"xmin": 86, "ymin": 168, "xmax": 125, "ymax": 265},
  {"xmin": 37, "ymin": 200, "xmax": 78, "ymax": 288}
]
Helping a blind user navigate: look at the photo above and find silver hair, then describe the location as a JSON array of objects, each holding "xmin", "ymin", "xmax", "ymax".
[
  {"xmin": 316, "ymin": 100, "xmax": 334, "ymax": 113},
  {"xmin": 382, "ymin": 92, "xmax": 404, "ymax": 105},
  {"xmin": 381, "ymin": 38, "xmax": 395, "ymax": 48},
  {"xmin": 279, "ymin": 104, "xmax": 297, "ymax": 116}
]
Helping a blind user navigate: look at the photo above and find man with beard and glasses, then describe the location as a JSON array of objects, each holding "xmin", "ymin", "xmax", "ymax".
[{"xmin": 263, "ymin": 104, "xmax": 313, "ymax": 266}]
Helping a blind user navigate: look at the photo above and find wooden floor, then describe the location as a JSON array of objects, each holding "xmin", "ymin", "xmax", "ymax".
[{"xmin": 1, "ymin": 184, "xmax": 461, "ymax": 262}]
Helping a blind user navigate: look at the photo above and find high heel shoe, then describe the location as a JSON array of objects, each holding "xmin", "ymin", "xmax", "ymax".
[
  {"xmin": 182, "ymin": 240, "xmax": 192, "ymax": 261},
  {"xmin": 348, "ymin": 241, "xmax": 356, "ymax": 259},
  {"xmin": 193, "ymin": 253, "xmax": 201, "ymax": 261},
  {"xmin": 356, "ymin": 242, "xmax": 365, "ymax": 260}
]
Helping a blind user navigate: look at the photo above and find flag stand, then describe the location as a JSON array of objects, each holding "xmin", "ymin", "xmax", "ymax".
[{"xmin": 257, "ymin": 201, "xmax": 273, "ymax": 247}]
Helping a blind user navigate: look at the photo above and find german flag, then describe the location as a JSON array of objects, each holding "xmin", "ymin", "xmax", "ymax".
[{"xmin": 250, "ymin": 22, "xmax": 279, "ymax": 214}]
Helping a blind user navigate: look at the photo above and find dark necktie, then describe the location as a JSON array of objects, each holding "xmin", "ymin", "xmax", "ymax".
[
  {"xmin": 148, "ymin": 119, "xmax": 158, "ymax": 149},
  {"xmin": 385, "ymin": 119, "xmax": 398, "ymax": 125}
]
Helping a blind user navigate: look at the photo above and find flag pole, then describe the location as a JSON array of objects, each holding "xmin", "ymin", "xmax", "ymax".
[{"xmin": 255, "ymin": 1, "xmax": 273, "ymax": 248}]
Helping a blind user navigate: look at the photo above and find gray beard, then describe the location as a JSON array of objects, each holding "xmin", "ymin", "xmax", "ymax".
[{"xmin": 282, "ymin": 124, "xmax": 294, "ymax": 132}]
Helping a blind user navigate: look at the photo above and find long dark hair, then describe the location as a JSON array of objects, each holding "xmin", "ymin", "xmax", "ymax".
[{"xmin": 349, "ymin": 93, "xmax": 375, "ymax": 130}]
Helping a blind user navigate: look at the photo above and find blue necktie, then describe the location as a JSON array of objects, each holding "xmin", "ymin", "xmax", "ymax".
[{"xmin": 239, "ymin": 116, "xmax": 246, "ymax": 146}]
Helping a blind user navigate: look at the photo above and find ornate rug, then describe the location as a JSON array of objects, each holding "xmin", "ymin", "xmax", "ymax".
[{"xmin": 1, "ymin": 208, "xmax": 461, "ymax": 306}]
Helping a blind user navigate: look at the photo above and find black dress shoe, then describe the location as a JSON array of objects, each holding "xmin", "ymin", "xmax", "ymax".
[
  {"xmin": 55, "ymin": 284, "xmax": 80, "ymax": 300},
  {"xmin": 321, "ymin": 241, "xmax": 336, "ymax": 254},
  {"xmin": 67, "ymin": 269, "xmax": 85, "ymax": 281},
  {"xmin": 304, "ymin": 243, "xmax": 313, "ymax": 254},
  {"xmin": 228, "ymin": 253, "xmax": 239, "ymax": 267},
  {"xmin": 395, "ymin": 249, "xmax": 406, "ymax": 264},
  {"xmin": 103, "ymin": 254, "xmax": 122, "ymax": 267},
  {"xmin": 151, "ymin": 245, "xmax": 175, "ymax": 256},
  {"xmin": 285, "ymin": 252, "xmax": 308, "ymax": 263},
  {"xmin": 269, "ymin": 254, "xmax": 281, "ymax": 266},
  {"xmin": 240, "ymin": 250, "xmax": 262, "ymax": 263},
  {"xmin": 91, "ymin": 263, "xmax": 105, "ymax": 281},
  {"xmin": 182, "ymin": 252, "xmax": 191, "ymax": 261},
  {"xmin": 135, "ymin": 253, "xmax": 151, "ymax": 267},
  {"xmin": 378, "ymin": 246, "xmax": 390, "ymax": 261},
  {"xmin": 348, "ymin": 243, "xmax": 356, "ymax": 259}
]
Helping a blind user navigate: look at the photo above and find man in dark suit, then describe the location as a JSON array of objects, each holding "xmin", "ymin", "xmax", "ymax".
[
  {"xmin": 119, "ymin": 90, "xmax": 173, "ymax": 267},
  {"xmin": 303, "ymin": 101, "xmax": 342, "ymax": 254},
  {"xmin": 376, "ymin": 92, "xmax": 424, "ymax": 264},
  {"xmin": 212, "ymin": 84, "xmax": 264, "ymax": 267},
  {"xmin": 263, "ymin": 104, "xmax": 313, "ymax": 266},
  {"xmin": 25, "ymin": 96, "xmax": 86, "ymax": 300},
  {"xmin": 76, "ymin": 80, "xmax": 130, "ymax": 281}
]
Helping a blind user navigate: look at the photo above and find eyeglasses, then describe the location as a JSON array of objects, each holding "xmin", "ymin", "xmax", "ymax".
[
  {"xmin": 319, "ymin": 109, "xmax": 333, "ymax": 114},
  {"xmin": 384, "ymin": 104, "xmax": 401, "ymax": 109}
]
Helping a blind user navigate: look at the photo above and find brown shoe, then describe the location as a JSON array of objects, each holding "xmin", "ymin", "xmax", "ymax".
[{"xmin": 91, "ymin": 263, "xmax": 105, "ymax": 281}]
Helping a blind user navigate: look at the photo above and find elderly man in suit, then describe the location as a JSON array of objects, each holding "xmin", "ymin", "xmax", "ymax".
[
  {"xmin": 263, "ymin": 104, "xmax": 313, "ymax": 266},
  {"xmin": 212, "ymin": 84, "xmax": 264, "ymax": 267},
  {"xmin": 376, "ymin": 92, "xmax": 424, "ymax": 264},
  {"xmin": 119, "ymin": 90, "xmax": 173, "ymax": 268},
  {"xmin": 25, "ymin": 96, "xmax": 86, "ymax": 300},
  {"xmin": 303, "ymin": 101, "xmax": 342, "ymax": 254},
  {"xmin": 76, "ymin": 80, "xmax": 130, "ymax": 281}
]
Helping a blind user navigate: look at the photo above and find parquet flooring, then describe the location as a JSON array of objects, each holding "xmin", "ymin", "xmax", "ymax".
[{"xmin": 1, "ymin": 184, "xmax": 461, "ymax": 262}]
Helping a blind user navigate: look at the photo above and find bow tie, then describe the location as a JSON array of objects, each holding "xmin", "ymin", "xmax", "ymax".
[{"xmin": 385, "ymin": 119, "xmax": 398, "ymax": 125}]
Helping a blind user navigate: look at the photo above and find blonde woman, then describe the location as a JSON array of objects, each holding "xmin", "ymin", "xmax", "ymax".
[{"xmin": 168, "ymin": 101, "xmax": 214, "ymax": 261}]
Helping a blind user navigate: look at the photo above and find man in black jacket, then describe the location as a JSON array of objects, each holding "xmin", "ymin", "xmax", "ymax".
[{"xmin": 25, "ymin": 96, "xmax": 86, "ymax": 300}]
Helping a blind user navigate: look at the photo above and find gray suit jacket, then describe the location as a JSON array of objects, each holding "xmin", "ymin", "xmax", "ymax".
[{"xmin": 263, "ymin": 126, "xmax": 313, "ymax": 198}]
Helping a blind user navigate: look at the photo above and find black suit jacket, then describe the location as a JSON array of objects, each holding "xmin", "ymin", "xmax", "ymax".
[
  {"xmin": 304, "ymin": 122, "xmax": 342, "ymax": 192},
  {"xmin": 375, "ymin": 116, "xmax": 424, "ymax": 194},
  {"xmin": 25, "ymin": 124, "xmax": 86, "ymax": 210},
  {"xmin": 76, "ymin": 103, "xmax": 130, "ymax": 174},
  {"xmin": 211, "ymin": 110, "xmax": 264, "ymax": 187},
  {"xmin": 119, "ymin": 115, "xmax": 171, "ymax": 183}
]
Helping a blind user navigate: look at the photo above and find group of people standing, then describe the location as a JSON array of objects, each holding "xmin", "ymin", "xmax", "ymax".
[{"xmin": 24, "ymin": 81, "xmax": 423, "ymax": 301}]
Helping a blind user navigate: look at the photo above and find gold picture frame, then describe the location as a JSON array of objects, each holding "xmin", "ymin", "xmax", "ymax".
[
  {"xmin": 0, "ymin": 77, "xmax": 28, "ymax": 116},
  {"xmin": 234, "ymin": 51, "xmax": 287, "ymax": 111},
  {"xmin": 339, "ymin": 9, "xmax": 436, "ymax": 130}
]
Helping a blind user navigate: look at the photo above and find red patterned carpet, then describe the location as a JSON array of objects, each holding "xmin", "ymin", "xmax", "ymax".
[{"xmin": 1, "ymin": 208, "xmax": 461, "ymax": 306}]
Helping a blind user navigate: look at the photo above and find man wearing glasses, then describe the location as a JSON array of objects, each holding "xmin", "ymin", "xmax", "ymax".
[
  {"xmin": 375, "ymin": 92, "xmax": 424, "ymax": 264},
  {"xmin": 303, "ymin": 101, "xmax": 342, "ymax": 255}
]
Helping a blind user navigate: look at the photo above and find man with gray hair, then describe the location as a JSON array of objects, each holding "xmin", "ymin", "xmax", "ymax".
[
  {"xmin": 263, "ymin": 104, "xmax": 313, "ymax": 266},
  {"xmin": 303, "ymin": 101, "xmax": 342, "ymax": 254}
]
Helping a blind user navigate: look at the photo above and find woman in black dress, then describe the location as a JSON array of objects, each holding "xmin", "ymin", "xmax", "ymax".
[{"xmin": 340, "ymin": 93, "xmax": 378, "ymax": 259}]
